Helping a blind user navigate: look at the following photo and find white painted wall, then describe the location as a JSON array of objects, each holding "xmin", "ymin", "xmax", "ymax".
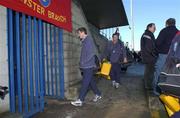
[{"xmin": 0, "ymin": 6, "xmax": 9, "ymax": 113}]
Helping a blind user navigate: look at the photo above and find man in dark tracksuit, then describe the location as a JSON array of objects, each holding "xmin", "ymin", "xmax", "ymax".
[
  {"xmin": 103, "ymin": 33, "xmax": 127, "ymax": 89},
  {"xmin": 153, "ymin": 18, "xmax": 178, "ymax": 95},
  {"xmin": 71, "ymin": 27, "xmax": 101, "ymax": 107},
  {"xmin": 141, "ymin": 23, "xmax": 157, "ymax": 90}
]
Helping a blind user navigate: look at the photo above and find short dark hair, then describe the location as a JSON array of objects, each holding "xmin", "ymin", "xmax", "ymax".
[
  {"xmin": 112, "ymin": 33, "xmax": 119, "ymax": 38},
  {"xmin": 166, "ymin": 18, "xmax": 176, "ymax": 26},
  {"xmin": 77, "ymin": 27, "xmax": 87, "ymax": 34},
  {"xmin": 146, "ymin": 23, "xmax": 155, "ymax": 30}
]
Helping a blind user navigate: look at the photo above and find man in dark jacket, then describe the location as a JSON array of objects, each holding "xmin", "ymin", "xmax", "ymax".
[
  {"xmin": 141, "ymin": 23, "xmax": 157, "ymax": 90},
  {"xmin": 102, "ymin": 33, "xmax": 127, "ymax": 89},
  {"xmin": 164, "ymin": 31, "xmax": 180, "ymax": 73},
  {"xmin": 153, "ymin": 18, "xmax": 179, "ymax": 95},
  {"xmin": 71, "ymin": 27, "xmax": 101, "ymax": 107}
]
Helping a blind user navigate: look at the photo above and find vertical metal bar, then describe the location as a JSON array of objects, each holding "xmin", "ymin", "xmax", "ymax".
[
  {"xmin": 8, "ymin": 9, "xmax": 16, "ymax": 113},
  {"xmin": 28, "ymin": 16, "xmax": 34, "ymax": 111},
  {"xmin": 22, "ymin": 14, "xmax": 28, "ymax": 113},
  {"xmin": 33, "ymin": 17, "xmax": 39, "ymax": 110},
  {"xmin": 42, "ymin": 23, "xmax": 45, "ymax": 96},
  {"xmin": 37, "ymin": 20, "xmax": 40, "ymax": 99},
  {"xmin": 108, "ymin": 28, "xmax": 111, "ymax": 40},
  {"xmin": 15, "ymin": 12, "xmax": 22, "ymax": 113},
  {"xmin": 50, "ymin": 25, "xmax": 54, "ymax": 96},
  {"xmin": 54, "ymin": 27, "xmax": 58, "ymax": 97},
  {"xmin": 130, "ymin": 0, "xmax": 135, "ymax": 49},
  {"xmin": 105, "ymin": 29, "xmax": 108, "ymax": 39},
  {"xmin": 38, "ymin": 20, "xmax": 43, "ymax": 106},
  {"xmin": 45, "ymin": 24, "xmax": 50, "ymax": 95},
  {"xmin": 38, "ymin": 19, "xmax": 44, "ymax": 111},
  {"xmin": 37, "ymin": 22, "xmax": 40, "ymax": 101},
  {"xmin": 58, "ymin": 29, "xmax": 64, "ymax": 98}
]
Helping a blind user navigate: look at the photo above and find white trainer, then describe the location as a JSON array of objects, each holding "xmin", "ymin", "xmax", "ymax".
[
  {"xmin": 93, "ymin": 95, "xmax": 102, "ymax": 102},
  {"xmin": 112, "ymin": 81, "xmax": 116, "ymax": 87},
  {"xmin": 71, "ymin": 99, "xmax": 83, "ymax": 106},
  {"xmin": 115, "ymin": 83, "xmax": 120, "ymax": 89}
]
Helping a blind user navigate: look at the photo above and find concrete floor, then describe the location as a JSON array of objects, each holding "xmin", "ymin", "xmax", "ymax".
[
  {"xmin": 0, "ymin": 63, "xmax": 167, "ymax": 118},
  {"xmin": 34, "ymin": 63, "xmax": 151, "ymax": 118}
]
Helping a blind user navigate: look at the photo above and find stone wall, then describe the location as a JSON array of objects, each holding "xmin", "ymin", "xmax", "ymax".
[{"xmin": 0, "ymin": 6, "xmax": 9, "ymax": 113}]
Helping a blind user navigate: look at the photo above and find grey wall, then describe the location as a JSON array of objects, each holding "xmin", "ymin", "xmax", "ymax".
[{"xmin": 0, "ymin": 6, "xmax": 9, "ymax": 113}]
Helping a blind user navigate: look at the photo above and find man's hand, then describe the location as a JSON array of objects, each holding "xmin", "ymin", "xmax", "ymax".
[
  {"xmin": 123, "ymin": 58, "xmax": 128, "ymax": 63},
  {"xmin": 176, "ymin": 63, "xmax": 180, "ymax": 68},
  {"xmin": 102, "ymin": 58, "xmax": 108, "ymax": 63}
]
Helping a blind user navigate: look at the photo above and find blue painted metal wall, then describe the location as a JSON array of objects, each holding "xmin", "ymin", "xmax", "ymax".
[
  {"xmin": 7, "ymin": 9, "xmax": 65, "ymax": 118},
  {"xmin": 43, "ymin": 23, "xmax": 65, "ymax": 99}
]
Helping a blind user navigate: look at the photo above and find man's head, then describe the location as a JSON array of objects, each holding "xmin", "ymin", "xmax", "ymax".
[
  {"xmin": 112, "ymin": 33, "xmax": 119, "ymax": 44},
  {"xmin": 166, "ymin": 18, "xmax": 176, "ymax": 27},
  {"xmin": 76, "ymin": 27, "xmax": 87, "ymax": 40},
  {"xmin": 146, "ymin": 23, "xmax": 156, "ymax": 33}
]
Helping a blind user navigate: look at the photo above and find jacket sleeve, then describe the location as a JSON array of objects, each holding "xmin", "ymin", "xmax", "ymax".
[
  {"xmin": 156, "ymin": 29, "xmax": 165, "ymax": 47},
  {"xmin": 81, "ymin": 38, "xmax": 96, "ymax": 64},
  {"xmin": 144, "ymin": 38, "xmax": 156, "ymax": 56}
]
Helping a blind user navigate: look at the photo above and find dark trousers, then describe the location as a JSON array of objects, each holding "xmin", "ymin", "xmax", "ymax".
[
  {"xmin": 79, "ymin": 68, "xmax": 101, "ymax": 101},
  {"xmin": 110, "ymin": 63, "xmax": 121, "ymax": 83},
  {"xmin": 171, "ymin": 111, "xmax": 180, "ymax": 118},
  {"xmin": 144, "ymin": 63, "xmax": 155, "ymax": 90}
]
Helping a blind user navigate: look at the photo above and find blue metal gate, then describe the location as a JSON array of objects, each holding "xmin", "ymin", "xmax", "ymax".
[{"xmin": 7, "ymin": 9, "xmax": 65, "ymax": 118}]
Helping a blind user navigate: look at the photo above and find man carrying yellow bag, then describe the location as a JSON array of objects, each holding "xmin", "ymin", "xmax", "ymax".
[{"xmin": 102, "ymin": 33, "xmax": 127, "ymax": 88}]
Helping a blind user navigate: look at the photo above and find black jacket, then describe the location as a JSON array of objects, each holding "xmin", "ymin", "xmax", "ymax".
[
  {"xmin": 141, "ymin": 30, "xmax": 158, "ymax": 64},
  {"xmin": 156, "ymin": 26, "xmax": 178, "ymax": 54},
  {"xmin": 163, "ymin": 31, "xmax": 180, "ymax": 73}
]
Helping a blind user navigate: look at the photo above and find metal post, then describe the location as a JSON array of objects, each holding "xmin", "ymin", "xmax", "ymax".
[
  {"xmin": 8, "ymin": 9, "xmax": 16, "ymax": 113},
  {"xmin": 45, "ymin": 24, "xmax": 50, "ymax": 95},
  {"xmin": 28, "ymin": 16, "xmax": 34, "ymax": 111},
  {"xmin": 50, "ymin": 25, "xmax": 54, "ymax": 96},
  {"xmin": 22, "ymin": 14, "xmax": 28, "ymax": 113},
  {"xmin": 42, "ymin": 22, "xmax": 45, "ymax": 96},
  {"xmin": 58, "ymin": 29, "xmax": 64, "ymax": 98},
  {"xmin": 38, "ymin": 19, "xmax": 44, "ymax": 111},
  {"xmin": 130, "ymin": 0, "xmax": 135, "ymax": 50},
  {"xmin": 54, "ymin": 27, "xmax": 58, "ymax": 97},
  {"xmin": 15, "ymin": 12, "xmax": 22, "ymax": 113},
  {"xmin": 33, "ymin": 17, "xmax": 39, "ymax": 110}
]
